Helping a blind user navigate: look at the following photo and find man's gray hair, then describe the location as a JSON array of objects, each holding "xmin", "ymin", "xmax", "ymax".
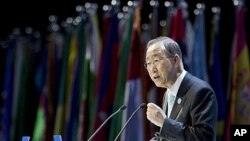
[{"xmin": 146, "ymin": 36, "xmax": 182, "ymax": 59}]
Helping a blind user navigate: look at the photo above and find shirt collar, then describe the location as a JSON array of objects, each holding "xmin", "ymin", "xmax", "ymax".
[{"xmin": 167, "ymin": 70, "xmax": 187, "ymax": 97}]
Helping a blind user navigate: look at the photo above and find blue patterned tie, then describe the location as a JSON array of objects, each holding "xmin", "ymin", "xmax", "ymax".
[{"xmin": 168, "ymin": 93, "xmax": 175, "ymax": 117}]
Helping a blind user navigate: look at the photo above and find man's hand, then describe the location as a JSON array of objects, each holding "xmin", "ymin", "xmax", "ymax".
[{"xmin": 146, "ymin": 103, "xmax": 167, "ymax": 128}]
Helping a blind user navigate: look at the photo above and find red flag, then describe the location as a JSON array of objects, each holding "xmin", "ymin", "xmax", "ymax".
[{"xmin": 92, "ymin": 13, "xmax": 120, "ymax": 141}]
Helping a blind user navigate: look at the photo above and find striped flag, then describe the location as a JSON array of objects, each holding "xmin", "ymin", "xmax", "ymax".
[
  {"xmin": 32, "ymin": 39, "xmax": 48, "ymax": 141},
  {"xmin": 92, "ymin": 13, "xmax": 120, "ymax": 141},
  {"xmin": 85, "ymin": 7, "xmax": 102, "ymax": 138},
  {"xmin": 54, "ymin": 26, "xmax": 72, "ymax": 135},
  {"xmin": 108, "ymin": 9, "xmax": 135, "ymax": 141},
  {"xmin": 121, "ymin": 6, "xmax": 144, "ymax": 141},
  {"xmin": 76, "ymin": 19, "xmax": 88, "ymax": 141},
  {"xmin": 226, "ymin": 3, "xmax": 250, "ymax": 141},
  {"xmin": 14, "ymin": 34, "xmax": 39, "ymax": 141},
  {"xmin": 63, "ymin": 28, "xmax": 79, "ymax": 141}
]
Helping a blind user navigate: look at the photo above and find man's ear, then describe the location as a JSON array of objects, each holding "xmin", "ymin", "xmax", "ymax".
[{"xmin": 173, "ymin": 55, "xmax": 180, "ymax": 68}]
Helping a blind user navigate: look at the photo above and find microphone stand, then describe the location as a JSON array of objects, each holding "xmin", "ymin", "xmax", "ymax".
[
  {"xmin": 87, "ymin": 105, "xmax": 126, "ymax": 141},
  {"xmin": 113, "ymin": 103, "xmax": 146, "ymax": 141}
]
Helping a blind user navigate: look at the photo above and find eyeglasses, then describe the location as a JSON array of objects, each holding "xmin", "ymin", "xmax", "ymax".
[
  {"xmin": 144, "ymin": 58, "xmax": 164, "ymax": 69},
  {"xmin": 144, "ymin": 56, "xmax": 174, "ymax": 69}
]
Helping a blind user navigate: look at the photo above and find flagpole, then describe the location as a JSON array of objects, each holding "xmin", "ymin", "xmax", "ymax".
[
  {"xmin": 150, "ymin": 0, "xmax": 159, "ymax": 37},
  {"xmin": 111, "ymin": 0, "xmax": 120, "ymax": 14},
  {"xmin": 48, "ymin": 15, "xmax": 60, "ymax": 32},
  {"xmin": 75, "ymin": 5, "xmax": 87, "ymax": 22}
]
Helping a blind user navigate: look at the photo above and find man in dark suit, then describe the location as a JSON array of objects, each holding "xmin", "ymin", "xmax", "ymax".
[{"xmin": 145, "ymin": 36, "xmax": 218, "ymax": 141}]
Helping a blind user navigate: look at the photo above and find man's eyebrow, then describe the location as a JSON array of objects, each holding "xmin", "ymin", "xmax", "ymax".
[
  {"xmin": 146, "ymin": 54, "xmax": 158, "ymax": 59},
  {"xmin": 146, "ymin": 55, "xmax": 165, "ymax": 61}
]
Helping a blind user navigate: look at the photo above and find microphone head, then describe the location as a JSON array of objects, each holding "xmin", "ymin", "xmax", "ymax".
[
  {"xmin": 139, "ymin": 103, "xmax": 146, "ymax": 109},
  {"xmin": 119, "ymin": 105, "xmax": 127, "ymax": 111}
]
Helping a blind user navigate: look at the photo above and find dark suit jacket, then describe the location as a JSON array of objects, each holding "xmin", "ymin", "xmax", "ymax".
[{"xmin": 158, "ymin": 72, "xmax": 218, "ymax": 141}]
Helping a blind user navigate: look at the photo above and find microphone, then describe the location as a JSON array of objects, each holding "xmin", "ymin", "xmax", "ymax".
[
  {"xmin": 87, "ymin": 105, "xmax": 127, "ymax": 141},
  {"xmin": 113, "ymin": 103, "xmax": 146, "ymax": 141}
]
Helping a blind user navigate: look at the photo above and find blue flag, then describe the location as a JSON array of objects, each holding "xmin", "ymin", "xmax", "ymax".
[
  {"xmin": 191, "ymin": 6, "xmax": 209, "ymax": 81},
  {"xmin": 208, "ymin": 10, "xmax": 226, "ymax": 141},
  {"xmin": 122, "ymin": 7, "xmax": 144, "ymax": 141},
  {"xmin": 2, "ymin": 39, "xmax": 15, "ymax": 141}
]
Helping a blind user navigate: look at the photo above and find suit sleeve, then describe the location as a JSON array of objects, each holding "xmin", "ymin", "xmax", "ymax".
[{"xmin": 159, "ymin": 88, "xmax": 218, "ymax": 141}]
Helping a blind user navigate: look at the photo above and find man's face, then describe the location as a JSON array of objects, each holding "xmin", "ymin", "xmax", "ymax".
[{"xmin": 145, "ymin": 42, "xmax": 176, "ymax": 88}]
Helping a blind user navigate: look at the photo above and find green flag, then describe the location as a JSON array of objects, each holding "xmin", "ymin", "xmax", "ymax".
[{"xmin": 108, "ymin": 10, "xmax": 135, "ymax": 141}]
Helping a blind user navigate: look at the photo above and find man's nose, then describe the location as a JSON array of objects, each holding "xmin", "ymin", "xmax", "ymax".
[{"xmin": 151, "ymin": 65, "xmax": 157, "ymax": 72}]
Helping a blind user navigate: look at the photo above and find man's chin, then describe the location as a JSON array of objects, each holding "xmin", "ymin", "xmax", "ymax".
[{"xmin": 155, "ymin": 82, "xmax": 164, "ymax": 88}]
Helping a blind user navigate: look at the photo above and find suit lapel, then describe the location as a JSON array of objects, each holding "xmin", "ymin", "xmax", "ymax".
[{"xmin": 169, "ymin": 73, "xmax": 193, "ymax": 119}]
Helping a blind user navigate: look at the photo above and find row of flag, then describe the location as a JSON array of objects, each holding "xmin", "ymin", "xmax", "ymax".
[{"xmin": 0, "ymin": 1, "xmax": 249, "ymax": 141}]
